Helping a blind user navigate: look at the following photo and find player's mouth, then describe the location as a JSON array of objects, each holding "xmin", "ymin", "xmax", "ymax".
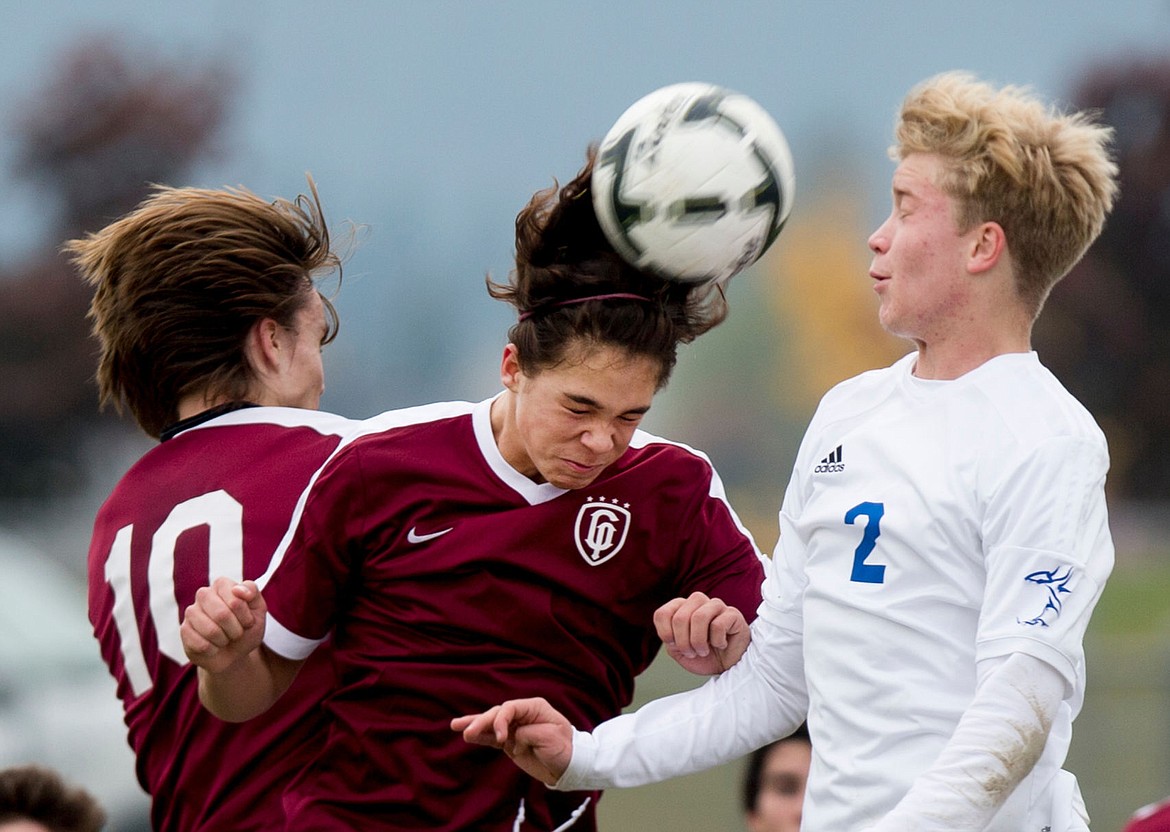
[
  {"xmin": 563, "ymin": 457, "xmax": 604, "ymax": 475},
  {"xmin": 550, "ymin": 458, "xmax": 608, "ymax": 490},
  {"xmin": 870, "ymin": 270, "xmax": 891, "ymax": 291}
]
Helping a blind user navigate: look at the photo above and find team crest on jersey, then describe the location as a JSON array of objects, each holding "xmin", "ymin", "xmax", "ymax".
[{"xmin": 574, "ymin": 496, "xmax": 631, "ymax": 566}]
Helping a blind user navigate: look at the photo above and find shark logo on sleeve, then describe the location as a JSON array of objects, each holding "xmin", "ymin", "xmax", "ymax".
[{"xmin": 1017, "ymin": 566, "xmax": 1074, "ymax": 628}]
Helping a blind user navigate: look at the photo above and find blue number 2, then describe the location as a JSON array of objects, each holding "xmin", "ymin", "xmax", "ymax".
[{"xmin": 845, "ymin": 501, "xmax": 886, "ymax": 584}]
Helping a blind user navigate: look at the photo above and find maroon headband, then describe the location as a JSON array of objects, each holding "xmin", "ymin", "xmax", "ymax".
[{"xmin": 518, "ymin": 292, "xmax": 653, "ymax": 322}]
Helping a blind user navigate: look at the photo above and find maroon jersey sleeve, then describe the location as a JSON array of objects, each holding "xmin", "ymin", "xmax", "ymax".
[
  {"xmin": 663, "ymin": 447, "xmax": 766, "ymax": 621},
  {"xmin": 261, "ymin": 426, "xmax": 393, "ymax": 650},
  {"xmin": 87, "ymin": 408, "xmax": 354, "ymax": 832}
]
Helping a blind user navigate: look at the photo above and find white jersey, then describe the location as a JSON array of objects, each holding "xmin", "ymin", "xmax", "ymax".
[{"xmin": 560, "ymin": 351, "xmax": 1113, "ymax": 832}]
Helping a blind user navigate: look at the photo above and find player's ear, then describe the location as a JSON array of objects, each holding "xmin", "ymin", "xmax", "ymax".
[
  {"xmin": 245, "ymin": 317, "xmax": 285, "ymax": 377},
  {"xmin": 500, "ymin": 343, "xmax": 523, "ymax": 392},
  {"xmin": 967, "ymin": 221, "xmax": 1005, "ymax": 275}
]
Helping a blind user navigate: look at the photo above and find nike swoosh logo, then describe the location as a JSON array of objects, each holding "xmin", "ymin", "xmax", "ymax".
[{"xmin": 407, "ymin": 526, "xmax": 454, "ymax": 544}]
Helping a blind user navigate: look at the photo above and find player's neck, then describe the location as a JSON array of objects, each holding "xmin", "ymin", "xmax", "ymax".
[
  {"xmin": 178, "ymin": 392, "xmax": 222, "ymax": 421},
  {"xmin": 489, "ymin": 392, "xmax": 543, "ymax": 482},
  {"xmin": 910, "ymin": 282, "xmax": 1033, "ymax": 379},
  {"xmin": 911, "ymin": 325, "xmax": 1031, "ymax": 380},
  {"xmin": 177, "ymin": 391, "xmax": 259, "ymax": 421}
]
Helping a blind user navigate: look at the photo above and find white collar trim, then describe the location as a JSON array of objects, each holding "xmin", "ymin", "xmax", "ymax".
[{"xmin": 472, "ymin": 395, "xmax": 568, "ymax": 505}]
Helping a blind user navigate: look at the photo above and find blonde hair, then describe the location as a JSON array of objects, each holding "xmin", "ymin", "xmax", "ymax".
[{"xmin": 893, "ymin": 70, "xmax": 1119, "ymax": 316}]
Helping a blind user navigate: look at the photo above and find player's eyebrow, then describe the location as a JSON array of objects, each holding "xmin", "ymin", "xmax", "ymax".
[{"xmin": 565, "ymin": 392, "xmax": 651, "ymax": 416}]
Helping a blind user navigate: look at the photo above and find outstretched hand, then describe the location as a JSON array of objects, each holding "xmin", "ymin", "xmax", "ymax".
[
  {"xmin": 451, "ymin": 697, "xmax": 575, "ymax": 786},
  {"xmin": 181, "ymin": 578, "xmax": 267, "ymax": 673},
  {"xmin": 654, "ymin": 591, "xmax": 751, "ymax": 675}
]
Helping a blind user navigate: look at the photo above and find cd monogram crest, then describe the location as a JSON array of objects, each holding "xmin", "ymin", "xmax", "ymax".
[{"xmin": 574, "ymin": 496, "xmax": 631, "ymax": 566}]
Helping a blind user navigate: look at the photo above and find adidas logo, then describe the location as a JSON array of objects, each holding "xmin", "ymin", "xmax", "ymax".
[{"xmin": 814, "ymin": 445, "xmax": 844, "ymax": 473}]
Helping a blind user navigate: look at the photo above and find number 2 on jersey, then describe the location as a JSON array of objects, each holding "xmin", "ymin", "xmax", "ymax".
[{"xmin": 845, "ymin": 501, "xmax": 886, "ymax": 584}]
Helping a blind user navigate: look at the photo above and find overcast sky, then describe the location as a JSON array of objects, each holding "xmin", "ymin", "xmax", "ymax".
[{"xmin": 2, "ymin": 0, "xmax": 1168, "ymax": 415}]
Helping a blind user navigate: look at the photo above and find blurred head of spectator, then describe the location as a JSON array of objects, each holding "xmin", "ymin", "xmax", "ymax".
[
  {"xmin": 741, "ymin": 723, "xmax": 811, "ymax": 832},
  {"xmin": 0, "ymin": 765, "xmax": 106, "ymax": 832}
]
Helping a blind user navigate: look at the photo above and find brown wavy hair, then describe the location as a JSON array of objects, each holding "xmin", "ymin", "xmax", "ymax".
[{"xmin": 66, "ymin": 177, "xmax": 342, "ymax": 438}]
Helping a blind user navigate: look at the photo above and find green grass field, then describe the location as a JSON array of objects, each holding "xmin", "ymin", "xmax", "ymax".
[{"xmin": 1087, "ymin": 554, "xmax": 1170, "ymax": 636}]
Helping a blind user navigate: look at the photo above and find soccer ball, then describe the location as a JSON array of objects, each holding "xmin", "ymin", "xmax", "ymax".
[{"xmin": 591, "ymin": 82, "xmax": 795, "ymax": 284}]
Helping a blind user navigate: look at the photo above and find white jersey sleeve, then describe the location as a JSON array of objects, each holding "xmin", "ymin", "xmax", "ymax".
[
  {"xmin": 555, "ymin": 556, "xmax": 808, "ymax": 791},
  {"xmin": 977, "ymin": 434, "xmax": 1113, "ymax": 694}
]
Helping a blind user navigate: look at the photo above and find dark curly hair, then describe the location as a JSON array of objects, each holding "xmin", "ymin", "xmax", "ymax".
[{"xmin": 488, "ymin": 146, "xmax": 730, "ymax": 389}]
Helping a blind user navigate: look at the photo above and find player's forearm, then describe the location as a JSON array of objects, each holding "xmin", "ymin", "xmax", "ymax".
[
  {"xmin": 557, "ymin": 616, "xmax": 808, "ymax": 791},
  {"xmin": 196, "ymin": 646, "xmax": 300, "ymax": 722},
  {"xmin": 869, "ymin": 653, "xmax": 1065, "ymax": 832}
]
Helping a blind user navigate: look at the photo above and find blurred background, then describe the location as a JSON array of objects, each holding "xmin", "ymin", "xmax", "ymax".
[{"xmin": 1, "ymin": 2, "xmax": 1168, "ymax": 829}]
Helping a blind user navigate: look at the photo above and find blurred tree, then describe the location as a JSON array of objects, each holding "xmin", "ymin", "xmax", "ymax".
[
  {"xmin": 1035, "ymin": 58, "xmax": 1170, "ymax": 500},
  {"xmin": 771, "ymin": 187, "xmax": 906, "ymax": 413},
  {"xmin": 0, "ymin": 36, "xmax": 234, "ymax": 501}
]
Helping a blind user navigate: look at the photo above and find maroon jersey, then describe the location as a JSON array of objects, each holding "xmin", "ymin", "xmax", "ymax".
[
  {"xmin": 263, "ymin": 398, "xmax": 766, "ymax": 831},
  {"xmin": 87, "ymin": 406, "xmax": 357, "ymax": 832}
]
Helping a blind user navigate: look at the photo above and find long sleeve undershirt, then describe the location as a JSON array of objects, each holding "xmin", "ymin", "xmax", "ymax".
[{"xmin": 866, "ymin": 652, "xmax": 1066, "ymax": 831}]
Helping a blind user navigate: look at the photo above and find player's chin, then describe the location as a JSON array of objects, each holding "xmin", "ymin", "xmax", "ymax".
[{"xmin": 550, "ymin": 474, "xmax": 603, "ymax": 491}]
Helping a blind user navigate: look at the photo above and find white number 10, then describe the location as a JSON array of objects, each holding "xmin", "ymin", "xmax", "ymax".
[{"xmin": 103, "ymin": 490, "xmax": 245, "ymax": 698}]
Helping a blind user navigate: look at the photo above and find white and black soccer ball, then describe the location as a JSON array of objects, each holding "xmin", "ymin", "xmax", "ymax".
[{"xmin": 591, "ymin": 82, "xmax": 796, "ymax": 284}]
